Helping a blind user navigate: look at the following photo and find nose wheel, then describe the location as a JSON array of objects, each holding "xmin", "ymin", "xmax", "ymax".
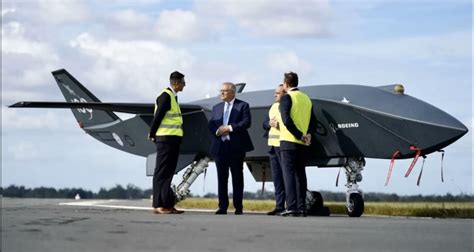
[
  {"xmin": 346, "ymin": 193, "xmax": 364, "ymax": 217},
  {"xmin": 344, "ymin": 157, "xmax": 365, "ymax": 217}
]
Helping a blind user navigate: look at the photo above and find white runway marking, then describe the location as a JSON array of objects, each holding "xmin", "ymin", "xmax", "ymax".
[{"xmin": 59, "ymin": 200, "xmax": 216, "ymax": 212}]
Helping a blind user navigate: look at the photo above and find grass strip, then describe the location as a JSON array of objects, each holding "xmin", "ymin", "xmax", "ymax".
[{"xmin": 176, "ymin": 198, "xmax": 474, "ymax": 218}]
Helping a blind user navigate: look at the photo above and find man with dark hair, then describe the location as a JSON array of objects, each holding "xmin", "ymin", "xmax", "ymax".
[
  {"xmin": 170, "ymin": 71, "xmax": 185, "ymax": 82},
  {"xmin": 279, "ymin": 71, "xmax": 317, "ymax": 217},
  {"xmin": 148, "ymin": 71, "xmax": 186, "ymax": 214},
  {"xmin": 208, "ymin": 82, "xmax": 254, "ymax": 215},
  {"xmin": 284, "ymin": 72, "xmax": 299, "ymax": 87}
]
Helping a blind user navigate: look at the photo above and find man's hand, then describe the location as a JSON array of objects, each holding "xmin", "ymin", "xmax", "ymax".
[
  {"xmin": 269, "ymin": 117, "xmax": 279, "ymax": 128},
  {"xmin": 147, "ymin": 134, "xmax": 155, "ymax": 142},
  {"xmin": 302, "ymin": 133, "xmax": 312, "ymax": 146},
  {"xmin": 217, "ymin": 125, "xmax": 231, "ymax": 136}
]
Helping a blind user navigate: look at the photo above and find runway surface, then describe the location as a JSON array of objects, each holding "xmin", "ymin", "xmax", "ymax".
[{"xmin": 1, "ymin": 198, "xmax": 472, "ymax": 252}]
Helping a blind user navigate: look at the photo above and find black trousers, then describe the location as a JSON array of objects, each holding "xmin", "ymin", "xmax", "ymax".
[
  {"xmin": 152, "ymin": 141, "xmax": 180, "ymax": 208},
  {"xmin": 281, "ymin": 144, "xmax": 308, "ymax": 212},
  {"xmin": 215, "ymin": 145, "xmax": 245, "ymax": 211},
  {"xmin": 269, "ymin": 146, "xmax": 285, "ymax": 210}
]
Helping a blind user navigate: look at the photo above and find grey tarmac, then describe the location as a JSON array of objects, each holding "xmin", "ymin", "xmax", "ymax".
[{"xmin": 1, "ymin": 198, "xmax": 472, "ymax": 252}]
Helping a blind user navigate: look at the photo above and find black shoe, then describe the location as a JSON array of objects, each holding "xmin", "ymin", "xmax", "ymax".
[
  {"xmin": 267, "ymin": 208, "xmax": 285, "ymax": 215},
  {"xmin": 235, "ymin": 209, "xmax": 243, "ymax": 215},
  {"xmin": 278, "ymin": 209, "xmax": 296, "ymax": 216},
  {"xmin": 279, "ymin": 210, "xmax": 304, "ymax": 217},
  {"xmin": 215, "ymin": 209, "xmax": 227, "ymax": 215}
]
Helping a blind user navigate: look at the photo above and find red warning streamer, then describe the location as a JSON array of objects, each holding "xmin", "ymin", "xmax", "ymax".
[
  {"xmin": 404, "ymin": 145, "xmax": 421, "ymax": 177},
  {"xmin": 385, "ymin": 150, "xmax": 401, "ymax": 186}
]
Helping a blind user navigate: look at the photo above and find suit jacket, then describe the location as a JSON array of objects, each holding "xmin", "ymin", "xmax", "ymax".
[{"xmin": 208, "ymin": 99, "xmax": 254, "ymax": 156}]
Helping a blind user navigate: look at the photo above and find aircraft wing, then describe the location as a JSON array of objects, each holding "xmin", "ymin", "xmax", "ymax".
[{"xmin": 8, "ymin": 102, "xmax": 205, "ymax": 115}]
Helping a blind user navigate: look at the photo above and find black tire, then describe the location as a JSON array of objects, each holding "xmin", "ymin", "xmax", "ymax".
[
  {"xmin": 346, "ymin": 193, "xmax": 364, "ymax": 217},
  {"xmin": 306, "ymin": 191, "xmax": 324, "ymax": 215},
  {"xmin": 313, "ymin": 191, "xmax": 324, "ymax": 209}
]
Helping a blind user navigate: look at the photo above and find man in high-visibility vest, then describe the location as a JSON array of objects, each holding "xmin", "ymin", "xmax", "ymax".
[
  {"xmin": 263, "ymin": 84, "xmax": 286, "ymax": 215},
  {"xmin": 148, "ymin": 71, "xmax": 186, "ymax": 214},
  {"xmin": 278, "ymin": 72, "xmax": 317, "ymax": 217}
]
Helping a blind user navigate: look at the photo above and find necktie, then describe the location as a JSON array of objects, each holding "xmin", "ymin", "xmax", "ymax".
[
  {"xmin": 223, "ymin": 102, "xmax": 230, "ymax": 125},
  {"xmin": 221, "ymin": 102, "xmax": 231, "ymax": 141}
]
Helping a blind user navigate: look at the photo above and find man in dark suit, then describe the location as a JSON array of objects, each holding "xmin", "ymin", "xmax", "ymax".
[
  {"xmin": 279, "ymin": 72, "xmax": 317, "ymax": 217},
  {"xmin": 148, "ymin": 71, "xmax": 186, "ymax": 214},
  {"xmin": 208, "ymin": 82, "xmax": 254, "ymax": 215}
]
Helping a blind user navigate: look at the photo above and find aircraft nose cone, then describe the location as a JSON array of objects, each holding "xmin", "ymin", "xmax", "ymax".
[
  {"xmin": 439, "ymin": 120, "xmax": 468, "ymax": 144},
  {"xmin": 408, "ymin": 109, "xmax": 468, "ymax": 154}
]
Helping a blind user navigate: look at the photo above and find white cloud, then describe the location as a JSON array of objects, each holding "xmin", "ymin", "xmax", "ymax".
[
  {"xmin": 155, "ymin": 10, "xmax": 204, "ymax": 42},
  {"xmin": 1, "ymin": 17, "xmax": 60, "ymax": 88},
  {"xmin": 2, "ymin": 107, "xmax": 61, "ymax": 130},
  {"xmin": 102, "ymin": 0, "xmax": 161, "ymax": 6},
  {"xmin": 36, "ymin": 0, "xmax": 89, "ymax": 24},
  {"xmin": 2, "ymin": 90, "xmax": 45, "ymax": 103},
  {"xmin": 266, "ymin": 51, "xmax": 313, "ymax": 74},
  {"xmin": 2, "ymin": 8, "xmax": 16, "ymax": 17},
  {"xmin": 97, "ymin": 9, "xmax": 157, "ymax": 40},
  {"xmin": 199, "ymin": 0, "xmax": 332, "ymax": 37},
  {"xmin": 2, "ymin": 22, "xmax": 59, "ymax": 62},
  {"xmin": 69, "ymin": 33, "xmax": 195, "ymax": 100},
  {"xmin": 110, "ymin": 9, "xmax": 153, "ymax": 29},
  {"xmin": 70, "ymin": 33, "xmax": 192, "ymax": 67},
  {"xmin": 325, "ymin": 30, "xmax": 471, "ymax": 63},
  {"xmin": 3, "ymin": 65, "xmax": 59, "ymax": 88},
  {"xmin": 17, "ymin": 67, "xmax": 51, "ymax": 87}
]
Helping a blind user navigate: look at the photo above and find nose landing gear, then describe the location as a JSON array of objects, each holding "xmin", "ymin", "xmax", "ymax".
[{"xmin": 344, "ymin": 157, "xmax": 365, "ymax": 217}]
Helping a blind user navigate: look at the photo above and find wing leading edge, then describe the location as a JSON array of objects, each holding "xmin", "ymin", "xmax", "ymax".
[{"xmin": 9, "ymin": 101, "xmax": 205, "ymax": 115}]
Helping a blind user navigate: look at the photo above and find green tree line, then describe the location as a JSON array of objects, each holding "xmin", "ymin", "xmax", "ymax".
[
  {"xmin": 1, "ymin": 184, "xmax": 472, "ymax": 202},
  {"xmin": 0, "ymin": 184, "xmax": 151, "ymax": 200}
]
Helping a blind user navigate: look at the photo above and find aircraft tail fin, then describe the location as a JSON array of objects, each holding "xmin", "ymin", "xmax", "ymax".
[
  {"xmin": 52, "ymin": 69, "xmax": 121, "ymax": 128},
  {"xmin": 235, "ymin": 83, "xmax": 246, "ymax": 93}
]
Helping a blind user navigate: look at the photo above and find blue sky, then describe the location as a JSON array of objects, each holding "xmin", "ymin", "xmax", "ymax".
[{"xmin": 2, "ymin": 0, "xmax": 472, "ymax": 196}]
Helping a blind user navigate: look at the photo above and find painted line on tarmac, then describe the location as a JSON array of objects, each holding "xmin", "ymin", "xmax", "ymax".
[{"xmin": 59, "ymin": 200, "xmax": 216, "ymax": 213}]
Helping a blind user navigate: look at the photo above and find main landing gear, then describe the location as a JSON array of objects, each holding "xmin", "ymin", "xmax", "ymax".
[
  {"xmin": 343, "ymin": 157, "xmax": 365, "ymax": 217},
  {"xmin": 174, "ymin": 157, "xmax": 210, "ymax": 202},
  {"xmin": 306, "ymin": 190, "xmax": 330, "ymax": 216}
]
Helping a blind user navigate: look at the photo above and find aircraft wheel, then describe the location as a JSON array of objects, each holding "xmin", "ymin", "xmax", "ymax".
[
  {"xmin": 346, "ymin": 193, "xmax": 364, "ymax": 217},
  {"xmin": 306, "ymin": 191, "xmax": 325, "ymax": 215},
  {"xmin": 306, "ymin": 191, "xmax": 323, "ymax": 208}
]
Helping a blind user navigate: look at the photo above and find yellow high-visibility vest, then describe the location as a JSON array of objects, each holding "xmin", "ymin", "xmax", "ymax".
[
  {"xmin": 268, "ymin": 102, "xmax": 282, "ymax": 147},
  {"xmin": 279, "ymin": 90, "xmax": 312, "ymax": 145},
  {"xmin": 154, "ymin": 88, "xmax": 183, "ymax": 137}
]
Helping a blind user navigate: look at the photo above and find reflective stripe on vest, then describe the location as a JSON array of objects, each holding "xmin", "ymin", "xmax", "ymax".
[
  {"xmin": 154, "ymin": 89, "xmax": 183, "ymax": 137},
  {"xmin": 268, "ymin": 102, "xmax": 282, "ymax": 147},
  {"xmin": 279, "ymin": 90, "xmax": 312, "ymax": 145}
]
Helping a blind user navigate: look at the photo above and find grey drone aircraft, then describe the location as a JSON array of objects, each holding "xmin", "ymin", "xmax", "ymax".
[{"xmin": 10, "ymin": 69, "xmax": 468, "ymax": 217}]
